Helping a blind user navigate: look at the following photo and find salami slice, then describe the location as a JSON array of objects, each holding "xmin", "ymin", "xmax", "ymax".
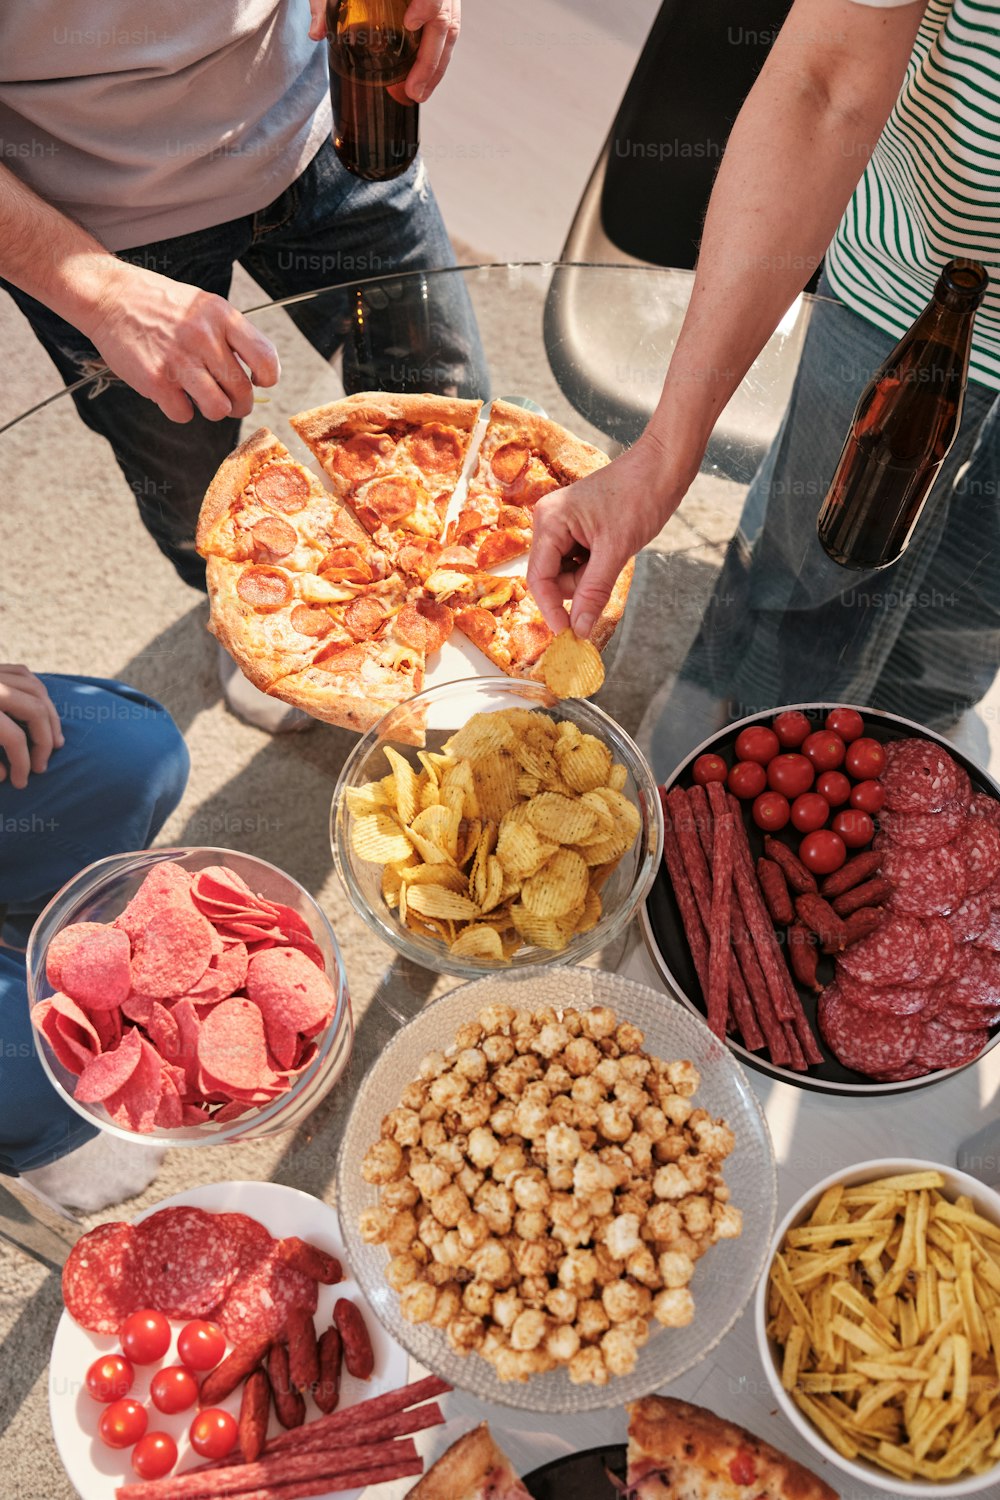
[
  {"xmin": 975, "ymin": 905, "xmax": 1000, "ymax": 951},
  {"xmin": 253, "ymin": 464, "xmax": 310, "ymax": 511},
  {"xmin": 394, "ymin": 599, "xmax": 454, "ymax": 653},
  {"xmin": 817, "ymin": 984, "xmax": 924, "ymax": 1077},
  {"xmin": 836, "ymin": 972, "xmax": 934, "ymax": 1018},
  {"xmin": 329, "ymin": 432, "xmax": 394, "ymax": 485},
  {"xmin": 970, "ymin": 791, "xmax": 1000, "ymax": 829},
  {"xmin": 289, "ymin": 604, "xmax": 333, "ymax": 639},
  {"xmin": 937, "ymin": 945, "xmax": 1000, "ymax": 1011},
  {"xmin": 364, "ymin": 476, "xmax": 425, "ymax": 524},
  {"xmin": 948, "ymin": 890, "xmax": 992, "ymax": 944},
  {"xmin": 955, "ymin": 815, "xmax": 1000, "ymax": 896},
  {"xmin": 878, "ymin": 798, "xmax": 967, "ymax": 850},
  {"xmin": 837, "ymin": 913, "xmax": 953, "ymax": 987},
  {"xmin": 509, "ymin": 619, "xmax": 553, "ymax": 667},
  {"xmin": 881, "ymin": 738, "xmax": 964, "ymax": 814},
  {"xmin": 214, "ymin": 1243, "xmax": 318, "ymax": 1345},
  {"xmin": 881, "ymin": 840, "xmax": 967, "ymax": 917},
  {"xmin": 915, "ymin": 1018, "xmax": 991, "ymax": 1070},
  {"xmin": 236, "ymin": 566, "xmax": 292, "ymax": 613},
  {"xmin": 933, "ymin": 1003, "xmax": 1000, "ymax": 1032},
  {"xmin": 343, "ymin": 595, "xmax": 385, "ymax": 641},
  {"xmin": 477, "ymin": 528, "xmax": 527, "ymax": 569},
  {"xmin": 490, "ymin": 441, "xmax": 530, "ymax": 484},
  {"xmin": 409, "ymin": 423, "xmax": 464, "ymax": 474},
  {"xmin": 134, "ymin": 1206, "xmax": 240, "ymax": 1318},
  {"xmin": 62, "ymin": 1221, "xmax": 141, "ymax": 1334},
  {"xmin": 319, "ymin": 545, "xmax": 374, "ymax": 585},
  {"xmin": 251, "ymin": 516, "xmax": 297, "ymax": 558}
]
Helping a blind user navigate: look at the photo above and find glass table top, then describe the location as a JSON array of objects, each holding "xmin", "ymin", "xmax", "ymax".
[{"xmin": 3, "ymin": 262, "xmax": 1000, "ymax": 1500}]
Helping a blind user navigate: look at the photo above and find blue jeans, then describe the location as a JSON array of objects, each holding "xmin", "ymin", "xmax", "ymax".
[
  {"xmin": 3, "ymin": 140, "xmax": 488, "ymax": 590},
  {"xmin": 0, "ymin": 676, "xmax": 189, "ymax": 1174},
  {"xmin": 682, "ymin": 271, "xmax": 1000, "ymax": 729}
]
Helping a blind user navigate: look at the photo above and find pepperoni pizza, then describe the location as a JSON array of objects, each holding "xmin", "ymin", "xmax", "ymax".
[{"xmin": 198, "ymin": 392, "xmax": 632, "ymax": 733}]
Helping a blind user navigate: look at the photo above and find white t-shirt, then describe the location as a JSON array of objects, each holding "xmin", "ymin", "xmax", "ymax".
[
  {"xmin": 0, "ymin": 1, "xmax": 331, "ymax": 251},
  {"xmin": 829, "ymin": 0, "xmax": 1000, "ymax": 388}
]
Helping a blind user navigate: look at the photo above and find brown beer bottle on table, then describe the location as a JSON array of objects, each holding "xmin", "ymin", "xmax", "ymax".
[
  {"xmin": 816, "ymin": 258, "xmax": 988, "ymax": 570},
  {"xmin": 327, "ymin": 0, "xmax": 419, "ymax": 182}
]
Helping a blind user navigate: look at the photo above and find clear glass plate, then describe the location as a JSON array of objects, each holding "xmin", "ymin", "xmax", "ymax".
[{"xmin": 336, "ymin": 967, "xmax": 777, "ymax": 1412}]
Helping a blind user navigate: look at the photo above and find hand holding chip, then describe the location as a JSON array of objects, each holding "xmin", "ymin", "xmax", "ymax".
[{"xmin": 0, "ymin": 663, "xmax": 64, "ymax": 788}]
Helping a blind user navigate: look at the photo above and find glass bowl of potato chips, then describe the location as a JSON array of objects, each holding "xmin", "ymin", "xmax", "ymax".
[
  {"xmin": 331, "ymin": 677, "xmax": 663, "ymax": 976},
  {"xmin": 756, "ymin": 1158, "xmax": 1000, "ymax": 1495}
]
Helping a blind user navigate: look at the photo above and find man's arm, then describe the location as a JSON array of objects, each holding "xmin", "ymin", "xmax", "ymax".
[
  {"xmin": 0, "ymin": 165, "xmax": 279, "ymax": 422},
  {"xmin": 528, "ymin": 0, "xmax": 927, "ymax": 638}
]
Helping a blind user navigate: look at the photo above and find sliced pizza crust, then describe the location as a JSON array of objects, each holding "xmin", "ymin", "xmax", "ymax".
[
  {"xmin": 404, "ymin": 1424, "xmax": 532, "ymax": 1500},
  {"xmin": 626, "ymin": 1396, "xmax": 840, "ymax": 1500}
]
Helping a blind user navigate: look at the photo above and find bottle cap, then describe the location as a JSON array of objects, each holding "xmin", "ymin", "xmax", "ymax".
[{"xmin": 935, "ymin": 258, "xmax": 989, "ymax": 311}]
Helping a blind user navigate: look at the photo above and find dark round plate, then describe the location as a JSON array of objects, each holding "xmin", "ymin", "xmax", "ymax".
[
  {"xmin": 523, "ymin": 1443, "xmax": 626, "ymax": 1499},
  {"xmin": 641, "ymin": 702, "xmax": 1000, "ymax": 1096}
]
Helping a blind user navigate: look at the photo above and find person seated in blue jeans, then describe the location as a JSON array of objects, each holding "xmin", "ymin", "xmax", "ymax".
[{"xmin": 0, "ymin": 665, "xmax": 189, "ymax": 1179}]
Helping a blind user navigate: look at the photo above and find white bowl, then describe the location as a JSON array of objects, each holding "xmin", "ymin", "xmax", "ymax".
[{"xmin": 755, "ymin": 1157, "xmax": 1000, "ymax": 1495}]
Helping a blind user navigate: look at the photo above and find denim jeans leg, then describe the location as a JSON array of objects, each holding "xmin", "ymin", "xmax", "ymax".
[
  {"xmin": 240, "ymin": 138, "xmax": 490, "ymax": 399},
  {"xmin": 2, "ymin": 224, "xmax": 250, "ymax": 591}
]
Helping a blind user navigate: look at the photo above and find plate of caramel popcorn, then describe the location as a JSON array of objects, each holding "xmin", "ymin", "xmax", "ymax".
[{"xmin": 335, "ymin": 968, "xmax": 777, "ymax": 1412}]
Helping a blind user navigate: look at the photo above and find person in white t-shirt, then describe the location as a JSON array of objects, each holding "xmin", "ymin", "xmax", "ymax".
[
  {"xmin": 0, "ymin": 0, "xmax": 485, "ymax": 730},
  {"xmin": 529, "ymin": 0, "xmax": 1000, "ymax": 737}
]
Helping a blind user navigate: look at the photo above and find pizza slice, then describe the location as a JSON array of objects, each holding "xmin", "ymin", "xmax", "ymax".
[
  {"xmin": 626, "ymin": 1396, "xmax": 839, "ymax": 1500},
  {"xmin": 289, "ymin": 391, "xmax": 483, "ymax": 559},
  {"xmin": 446, "ymin": 399, "xmax": 608, "ymax": 568},
  {"xmin": 404, "ymin": 1424, "xmax": 532, "ymax": 1500}
]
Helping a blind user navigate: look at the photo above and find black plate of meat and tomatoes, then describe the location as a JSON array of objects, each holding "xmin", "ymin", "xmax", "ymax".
[{"xmin": 642, "ymin": 703, "xmax": 1000, "ymax": 1095}]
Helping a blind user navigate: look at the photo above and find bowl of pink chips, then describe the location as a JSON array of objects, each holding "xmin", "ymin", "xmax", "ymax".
[{"xmin": 25, "ymin": 848, "xmax": 353, "ymax": 1143}]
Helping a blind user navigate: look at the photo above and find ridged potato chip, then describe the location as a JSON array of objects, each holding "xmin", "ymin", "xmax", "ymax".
[
  {"xmin": 525, "ymin": 791, "xmax": 600, "ymax": 845},
  {"xmin": 450, "ymin": 924, "xmax": 505, "ymax": 961},
  {"xmin": 607, "ymin": 763, "xmax": 628, "ymax": 792},
  {"xmin": 344, "ymin": 781, "xmax": 389, "ymax": 815},
  {"xmin": 509, "ymin": 903, "xmax": 572, "ymax": 952},
  {"xmin": 521, "ymin": 849, "xmax": 590, "ymax": 918},
  {"xmin": 556, "ymin": 733, "xmax": 613, "ymax": 793},
  {"xmin": 402, "ymin": 864, "xmax": 469, "ymax": 892},
  {"xmin": 352, "ymin": 812, "xmax": 414, "ymax": 864},
  {"xmin": 592, "ymin": 785, "xmax": 642, "ymax": 841},
  {"xmin": 472, "ymin": 854, "xmax": 505, "ymax": 913},
  {"xmin": 441, "ymin": 758, "xmax": 479, "ymax": 819},
  {"xmin": 383, "ymin": 747, "xmax": 419, "ymax": 826},
  {"xmin": 444, "ymin": 712, "xmax": 514, "ymax": 761},
  {"xmin": 539, "ymin": 628, "xmax": 605, "ymax": 699},
  {"xmin": 496, "ymin": 822, "xmax": 558, "ymax": 881},
  {"xmin": 406, "ymin": 885, "xmax": 480, "ymax": 921},
  {"xmin": 381, "ymin": 865, "xmax": 404, "ymax": 908},
  {"xmin": 457, "ymin": 816, "xmax": 482, "ymax": 867},
  {"xmin": 473, "ymin": 748, "xmax": 521, "ymax": 823}
]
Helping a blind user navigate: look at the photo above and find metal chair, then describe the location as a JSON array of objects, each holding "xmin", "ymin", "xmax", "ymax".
[{"xmin": 544, "ymin": 0, "xmax": 815, "ymax": 480}]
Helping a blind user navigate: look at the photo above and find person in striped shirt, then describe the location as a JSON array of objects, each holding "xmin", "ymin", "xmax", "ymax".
[{"xmin": 530, "ymin": 0, "xmax": 1000, "ymax": 735}]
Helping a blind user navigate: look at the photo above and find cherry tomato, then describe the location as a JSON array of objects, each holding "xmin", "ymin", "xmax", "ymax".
[
  {"xmin": 190, "ymin": 1408, "xmax": 239, "ymax": 1461},
  {"xmin": 799, "ymin": 830, "xmax": 847, "ymax": 875},
  {"xmin": 131, "ymin": 1432, "xmax": 178, "ymax": 1481},
  {"xmin": 802, "ymin": 730, "xmax": 846, "ymax": 772},
  {"xmin": 176, "ymin": 1320, "xmax": 226, "ymax": 1373},
  {"xmin": 150, "ymin": 1365, "xmax": 198, "ymax": 1415},
  {"xmin": 791, "ymin": 792, "xmax": 831, "ymax": 833},
  {"xmin": 727, "ymin": 760, "xmax": 767, "ymax": 799},
  {"xmin": 772, "ymin": 710, "xmax": 812, "ymax": 748},
  {"xmin": 767, "ymin": 753, "xmax": 814, "ymax": 799},
  {"xmin": 825, "ymin": 707, "xmax": 865, "ymax": 742},
  {"xmin": 833, "ymin": 809, "xmax": 876, "ymax": 848},
  {"xmin": 98, "ymin": 1397, "xmax": 147, "ymax": 1450},
  {"xmin": 815, "ymin": 770, "xmax": 851, "ymax": 807},
  {"xmin": 120, "ymin": 1309, "xmax": 171, "ymax": 1365},
  {"xmin": 752, "ymin": 791, "xmax": 790, "ymax": 832},
  {"xmin": 691, "ymin": 753, "xmax": 728, "ymax": 786},
  {"xmin": 85, "ymin": 1353, "xmax": 134, "ymax": 1403},
  {"xmin": 734, "ymin": 725, "xmax": 780, "ymax": 765},
  {"xmin": 845, "ymin": 737, "xmax": 887, "ymax": 780},
  {"xmin": 850, "ymin": 778, "xmax": 885, "ymax": 814}
]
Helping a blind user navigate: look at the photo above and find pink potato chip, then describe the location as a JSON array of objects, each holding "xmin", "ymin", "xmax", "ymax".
[
  {"xmin": 192, "ymin": 865, "xmax": 257, "ymax": 902},
  {"xmin": 213, "ymin": 1099, "xmax": 255, "ymax": 1123},
  {"xmin": 44, "ymin": 922, "xmax": 106, "ymax": 991},
  {"xmin": 269, "ymin": 903, "xmax": 314, "ymax": 941},
  {"xmin": 153, "ymin": 1075, "xmax": 184, "ymax": 1130},
  {"xmin": 102, "ymin": 1038, "xmax": 165, "ymax": 1133},
  {"xmin": 91, "ymin": 1005, "xmax": 123, "ymax": 1053},
  {"xmin": 146, "ymin": 1001, "xmax": 181, "ymax": 1061},
  {"xmin": 130, "ymin": 905, "xmax": 214, "ymax": 999},
  {"xmin": 113, "ymin": 861, "xmax": 195, "ymax": 943},
  {"xmin": 188, "ymin": 939, "xmax": 249, "ymax": 1003},
  {"xmin": 263, "ymin": 1010, "xmax": 299, "ymax": 1071},
  {"xmin": 181, "ymin": 1103, "xmax": 211, "ymax": 1125},
  {"xmin": 33, "ymin": 994, "xmax": 102, "ymax": 1075},
  {"xmin": 60, "ymin": 927, "xmax": 132, "ymax": 1012},
  {"xmin": 245, "ymin": 946, "xmax": 336, "ymax": 1034},
  {"xmin": 74, "ymin": 1026, "xmax": 142, "ymax": 1104},
  {"xmin": 169, "ymin": 1000, "xmax": 204, "ymax": 1093},
  {"xmin": 121, "ymin": 992, "xmax": 154, "ymax": 1025},
  {"xmin": 281, "ymin": 928, "xmax": 327, "ymax": 972},
  {"xmin": 196, "ymin": 996, "xmax": 276, "ymax": 1093}
]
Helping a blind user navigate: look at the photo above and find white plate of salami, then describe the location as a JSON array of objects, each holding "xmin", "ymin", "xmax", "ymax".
[
  {"xmin": 48, "ymin": 1181, "xmax": 412, "ymax": 1500},
  {"xmin": 642, "ymin": 703, "xmax": 1000, "ymax": 1095}
]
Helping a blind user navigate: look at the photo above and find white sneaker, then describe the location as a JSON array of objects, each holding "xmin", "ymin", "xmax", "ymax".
[
  {"xmin": 217, "ymin": 645, "xmax": 313, "ymax": 734},
  {"xmin": 23, "ymin": 1134, "xmax": 166, "ymax": 1213}
]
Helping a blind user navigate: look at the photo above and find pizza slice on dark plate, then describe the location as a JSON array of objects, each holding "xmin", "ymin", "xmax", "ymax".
[{"xmin": 405, "ymin": 1424, "xmax": 533, "ymax": 1500}]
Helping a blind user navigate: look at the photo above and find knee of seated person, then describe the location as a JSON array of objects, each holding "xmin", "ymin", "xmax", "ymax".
[{"xmin": 63, "ymin": 686, "xmax": 191, "ymax": 813}]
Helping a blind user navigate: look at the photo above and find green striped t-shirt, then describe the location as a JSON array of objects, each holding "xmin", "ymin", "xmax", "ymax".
[{"xmin": 827, "ymin": 0, "xmax": 1000, "ymax": 389}]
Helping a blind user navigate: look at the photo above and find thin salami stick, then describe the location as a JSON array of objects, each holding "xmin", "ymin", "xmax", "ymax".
[
  {"xmin": 730, "ymin": 904, "xmax": 791, "ymax": 1062},
  {"xmin": 190, "ymin": 1394, "xmax": 446, "ymax": 1473},
  {"xmin": 783, "ymin": 1018, "xmax": 808, "ymax": 1070},
  {"xmin": 116, "ymin": 1438, "xmax": 420, "ymax": 1500},
  {"xmin": 831, "ymin": 877, "xmax": 893, "ymax": 917},
  {"xmin": 208, "ymin": 1458, "xmax": 425, "ymax": 1500},
  {"xmin": 757, "ymin": 857, "xmax": 795, "ymax": 926},
  {"xmin": 661, "ymin": 796, "xmax": 712, "ymax": 995},
  {"xmin": 672, "ymin": 787, "xmax": 765, "ymax": 1050},
  {"xmin": 706, "ymin": 784, "xmax": 794, "ymax": 1023},
  {"xmin": 820, "ymin": 848, "xmax": 883, "ymax": 898},
  {"xmin": 706, "ymin": 811, "xmax": 735, "ymax": 1039}
]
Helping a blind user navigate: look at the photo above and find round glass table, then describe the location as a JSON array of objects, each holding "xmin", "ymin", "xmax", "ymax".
[{"xmin": 3, "ymin": 263, "xmax": 1000, "ymax": 1499}]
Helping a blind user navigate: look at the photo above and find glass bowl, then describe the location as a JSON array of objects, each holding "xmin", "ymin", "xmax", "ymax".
[
  {"xmin": 336, "ymin": 967, "xmax": 777, "ymax": 1412},
  {"xmin": 331, "ymin": 677, "xmax": 663, "ymax": 977},
  {"xmin": 26, "ymin": 847, "xmax": 353, "ymax": 1145},
  {"xmin": 755, "ymin": 1158, "xmax": 1000, "ymax": 1495}
]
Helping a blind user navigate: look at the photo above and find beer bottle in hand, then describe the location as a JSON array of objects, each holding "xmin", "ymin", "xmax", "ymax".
[
  {"xmin": 816, "ymin": 259, "xmax": 988, "ymax": 570},
  {"xmin": 327, "ymin": 0, "xmax": 419, "ymax": 182}
]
